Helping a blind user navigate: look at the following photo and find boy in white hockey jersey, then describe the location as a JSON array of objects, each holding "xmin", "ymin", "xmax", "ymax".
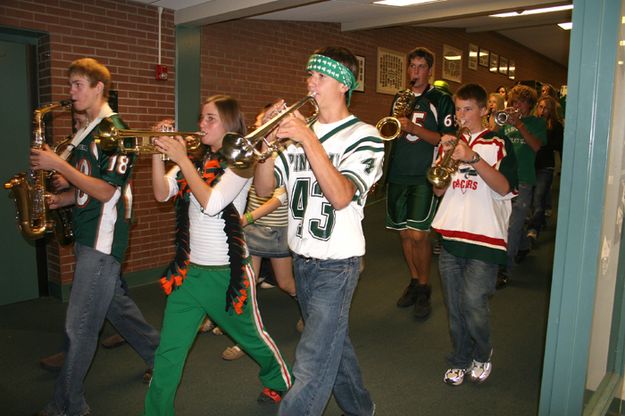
[{"xmin": 431, "ymin": 83, "xmax": 517, "ymax": 386}]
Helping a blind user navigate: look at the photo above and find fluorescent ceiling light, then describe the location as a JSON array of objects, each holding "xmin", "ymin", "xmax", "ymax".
[
  {"xmin": 490, "ymin": 4, "xmax": 573, "ymax": 18},
  {"xmin": 558, "ymin": 22, "xmax": 573, "ymax": 30},
  {"xmin": 373, "ymin": 0, "xmax": 444, "ymax": 7}
]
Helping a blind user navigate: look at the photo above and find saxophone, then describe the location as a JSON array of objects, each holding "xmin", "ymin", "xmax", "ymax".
[
  {"xmin": 375, "ymin": 87, "xmax": 418, "ymax": 141},
  {"xmin": 4, "ymin": 100, "xmax": 74, "ymax": 245}
]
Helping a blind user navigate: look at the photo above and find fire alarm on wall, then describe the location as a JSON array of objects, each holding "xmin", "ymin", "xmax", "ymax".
[{"xmin": 156, "ymin": 64, "xmax": 168, "ymax": 81}]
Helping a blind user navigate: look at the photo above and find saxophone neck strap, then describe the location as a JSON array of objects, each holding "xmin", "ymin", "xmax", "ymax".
[{"xmin": 59, "ymin": 104, "xmax": 115, "ymax": 161}]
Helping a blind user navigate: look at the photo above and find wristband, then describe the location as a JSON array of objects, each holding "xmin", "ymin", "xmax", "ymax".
[
  {"xmin": 466, "ymin": 152, "xmax": 481, "ymax": 165},
  {"xmin": 245, "ymin": 212, "xmax": 254, "ymax": 224}
]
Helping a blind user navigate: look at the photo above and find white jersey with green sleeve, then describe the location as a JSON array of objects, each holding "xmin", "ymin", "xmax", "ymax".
[{"xmin": 274, "ymin": 115, "xmax": 384, "ymax": 260}]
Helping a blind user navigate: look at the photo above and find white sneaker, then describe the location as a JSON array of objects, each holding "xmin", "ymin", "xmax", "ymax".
[
  {"xmin": 469, "ymin": 359, "xmax": 492, "ymax": 383},
  {"xmin": 443, "ymin": 367, "xmax": 467, "ymax": 386}
]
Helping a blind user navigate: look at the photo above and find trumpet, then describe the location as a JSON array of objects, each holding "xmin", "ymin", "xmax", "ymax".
[
  {"xmin": 93, "ymin": 117, "xmax": 204, "ymax": 156},
  {"xmin": 427, "ymin": 125, "xmax": 472, "ymax": 189},
  {"xmin": 375, "ymin": 88, "xmax": 417, "ymax": 141},
  {"xmin": 220, "ymin": 94, "xmax": 319, "ymax": 176},
  {"xmin": 494, "ymin": 108, "xmax": 520, "ymax": 126}
]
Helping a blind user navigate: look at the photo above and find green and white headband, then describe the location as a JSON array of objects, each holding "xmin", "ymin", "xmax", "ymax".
[{"xmin": 306, "ymin": 54, "xmax": 358, "ymax": 106}]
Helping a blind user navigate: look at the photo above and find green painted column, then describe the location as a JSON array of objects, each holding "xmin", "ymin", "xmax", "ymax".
[
  {"xmin": 539, "ymin": 0, "xmax": 621, "ymax": 414},
  {"xmin": 175, "ymin": 25, "xmax": 201, "ymax": 131}
]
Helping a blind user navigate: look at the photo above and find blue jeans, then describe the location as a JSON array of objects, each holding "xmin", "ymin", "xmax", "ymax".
[
  {"xmin": 506, "ymin": 183, "xmax": 533, "ymax": 273},
  {"xmin": 528, "ymin": 167, "xmax": 554, "ymax": 235},
  {"xmin": 45, "ymin": 243, "xmax": 159, "ymax": 416},
  {"xmin": 439, "ymin": 247, "xmax": 497, "ymax": 368},
  {"xmin": 279, "ymin": 255, "xmax": 374, "ymax": 416}
]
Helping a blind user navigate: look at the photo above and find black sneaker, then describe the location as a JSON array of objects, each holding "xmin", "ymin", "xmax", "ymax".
[
  {"xmin": 413, "ymin": 284, "xmax": 432, "ymax": 319},
  {"xmin": 396, "ymin": 280, "xmax": 419, "ymax": 307},
  {"xmin": 515, "ymin": 249, "xmax": 530, "ymax": 263},
  {"xmin": 496, "ymin": 271, "xmax": 509, "ymax": 290}
]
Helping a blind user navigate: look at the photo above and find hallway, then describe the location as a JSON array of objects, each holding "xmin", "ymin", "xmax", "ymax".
[{"xmin": 0, "ymin": 199, "xmax": 554, "ymax": 415}]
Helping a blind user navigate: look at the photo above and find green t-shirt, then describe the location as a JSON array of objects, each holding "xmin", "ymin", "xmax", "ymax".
[
  {"xmin": 386, "ymin": 86, "xmax": 456, "ymax": 184},
  {"xmin": 499, "ymin": 116, "xmax": 547, "ymax": 185}
]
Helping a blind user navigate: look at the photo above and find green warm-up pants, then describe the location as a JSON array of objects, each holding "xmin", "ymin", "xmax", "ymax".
[{"xmin": 143, "ymin": 264, "xmax": 292, "ymax": 416}]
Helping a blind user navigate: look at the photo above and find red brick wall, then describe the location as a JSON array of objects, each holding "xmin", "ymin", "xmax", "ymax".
[
  {"xmin": 201, "ymin": 20, "xmax": 567, "ymax": 126},
  {"xmin": 1, "ymin": 1, "xmax": 567, "ymax": 289},
  {"xmin": 1, "ymin": 0, "xmax": 178, "ymax": 285}
]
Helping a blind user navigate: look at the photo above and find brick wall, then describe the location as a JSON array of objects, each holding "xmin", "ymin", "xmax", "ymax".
[
  {"xmin": 201, "ymin": 20, "xmax": 567, "ymax": 126},
  {"xmin": 1, "ymin": 0, "xmax": 178, "ymax": 285},
  {"xmin": 1, "ymin": 1, "xmax": 567, "ymax": 289}
]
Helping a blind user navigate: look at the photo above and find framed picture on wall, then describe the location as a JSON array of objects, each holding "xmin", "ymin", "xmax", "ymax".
[
  {"xmin": 442, "ymin": 44, "xmax": 462, "ymax": 83},
  {"xmin": 508, "ymin": 59, "xmax": 516, "ymax": 80},
  {"xmin": 428, "ymin": 51, "xmax": 436, "ymax": 85},
  {"xmin": 499, "ymin": 56, "xmax": 508, "ymax": 75},
  {"xmin": 468, "ymin": 44, "xmax": 478, "ymax": 70},
  {"xmin": 376, "ymin": 47, "xmax": 406, "ymax": 95},
  {"xmin": 489, "ymin": 52, "xmax": 499, "ymax": 73},
  {"xmin": 478, "ymin": 48, "xmax": 489, "ymax": 67},
  {"xmin": 355, "ymin": 55, "xmax": 365, "ymax": 92}
]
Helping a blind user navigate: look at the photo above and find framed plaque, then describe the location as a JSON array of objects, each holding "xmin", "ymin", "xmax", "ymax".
[
  {"xmin": 468, "ymin": 44, "xmax": 478, "ymax": 70},
  {"xmin": 442, "ymin": 44, "xmax": 462, "ymax": 83},
  {"xmin": 376, "ymin": 47, "xmax": 406, "ymax": 95}
]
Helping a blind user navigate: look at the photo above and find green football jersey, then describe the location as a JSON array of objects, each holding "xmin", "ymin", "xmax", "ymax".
[
  {"xmin": 69, "ymin": 115, "xmax": 135, "ymax": 262},
  {"xmin": 387, "ymin": 85, "xmax": 456, "ymax": 184},
  {"xmin": 499, "ymin": 116, "xmax": 547, "ymax": 185}
]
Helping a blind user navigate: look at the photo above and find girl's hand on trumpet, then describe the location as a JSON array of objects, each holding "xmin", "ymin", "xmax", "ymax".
[{"xmin": 154, "ymin": 136, "xmax": 187, "ymax": 165}]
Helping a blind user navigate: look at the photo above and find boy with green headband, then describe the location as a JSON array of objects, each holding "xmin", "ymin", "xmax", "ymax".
[{"xmin": 255, "ymin": 46, "xmax": 384, "ymax": 416}]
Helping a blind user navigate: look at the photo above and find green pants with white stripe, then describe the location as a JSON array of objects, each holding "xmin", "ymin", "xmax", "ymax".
[{"xmin": 143, "ymin": 264, "xmax": 292, "ymax": 416}]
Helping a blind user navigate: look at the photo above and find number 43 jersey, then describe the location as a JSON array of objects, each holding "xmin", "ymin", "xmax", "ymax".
[
  {"xmin": 274, "ymin": 115, "xmax": 384, "ymax": 260},
  {"xmin": 69, "ymin": 114, "xmax": 136, "ymax": 262}
]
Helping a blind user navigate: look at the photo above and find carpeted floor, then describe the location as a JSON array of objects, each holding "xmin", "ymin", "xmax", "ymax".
[{"xmin": 0, "ymin": 199, "xmax": 554, "ymax": 415}]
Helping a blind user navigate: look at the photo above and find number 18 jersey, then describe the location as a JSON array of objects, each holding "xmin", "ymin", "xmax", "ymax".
[{"xmin": 70, "ymin": 114, "xmax": 135, "ymax": 262}]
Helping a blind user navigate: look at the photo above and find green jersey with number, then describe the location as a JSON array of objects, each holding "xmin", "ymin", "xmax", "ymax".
[
  {"xmin": 69, "ymin": 115, "xmax": 135, "ymax": 262},
  {"xmin": 274, "ymin": 116, "xmax": 384, "ymax": 260},
  {"xmin": 387, "ymin": 85, "xmax": 456, "ymax": 184},
  {"xmin": 499, "ymin": 116, "xmax": 547, "ymax": 185}
]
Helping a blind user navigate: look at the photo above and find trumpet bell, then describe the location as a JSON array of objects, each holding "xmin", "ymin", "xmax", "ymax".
[
  {"xmin": 220, "ymin": 95, "xmax": 319, "ymax": 175},
  {"xmin": 221, "ymin": 133, "xmax": 256, "ymax": 170},
  {"xmin": 426, "ymin": 166, "xmax": 452, "ymax": 189}
]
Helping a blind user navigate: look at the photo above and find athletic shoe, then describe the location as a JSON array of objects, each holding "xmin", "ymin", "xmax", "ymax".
[
  {"xmin": 469, "ymin": 358, "xmax": 493, "ymax": 383},
  {"xmin": 222, "ymin": 345, "xmax": 245, "ymax": 360},
  {"xmin": 396, "ymin": 280, "xmax": 419, "ymax": 307},
  {"xmin": 101, "ymin": 333, "xmax": 126, "ymax": 349},
  {"xmin": 259, "ymin": 281, "xmax": 276, "ymax": 289},
  {"xmin": 295, "ymin": 318, "xmax": 305, "ymax": 333},
  {"xmin": 198, "ymin": 317, "xmax": 215, "ymax": 333},
  {"xmin": 443, "ymin": 367, "xmax": 467, "ymax": 386},
  {"xmin": 257, "ymin": 387, "xmax": 284, "ymax": 404},
  {"xmin": 39, "ymin": 352, "xmax": 65, "ymax": 371},
  {"xmin": 496, "ymin": 270, "xmax": 509, "ymax": 290},
  {"xmin": 142, "ymin": 368, "xmax": 153, "ymax": 384},
  {"xmin": 413, "ymin": 284, "xmax": 432, "ymax": 320}
]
